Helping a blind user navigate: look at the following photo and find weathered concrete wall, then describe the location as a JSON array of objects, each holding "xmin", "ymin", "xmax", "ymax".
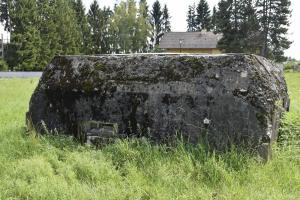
[{"xmin": 27, "ymin": 54, "xmax": 289, "ymax": 152}]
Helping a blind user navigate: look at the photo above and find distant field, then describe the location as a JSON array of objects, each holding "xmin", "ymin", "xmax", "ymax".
[{"xmin": 0, "ymin": 74, "xmax": 299, "ymax": 200}]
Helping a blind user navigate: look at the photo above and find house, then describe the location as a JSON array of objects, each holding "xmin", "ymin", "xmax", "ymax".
[{"xmin": 159, "ymin": 31, "xmax": 222, "ymax": 54}]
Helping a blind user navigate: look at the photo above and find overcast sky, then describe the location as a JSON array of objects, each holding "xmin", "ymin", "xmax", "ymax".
[{"xmin": 82, "ymin": 0, "xmax": 299, "ymax": 60}]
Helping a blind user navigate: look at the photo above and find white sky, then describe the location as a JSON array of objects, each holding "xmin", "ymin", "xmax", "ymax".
[{"xmin": 1, "ymin": 0, "xmax": 298, "ymax": 59}]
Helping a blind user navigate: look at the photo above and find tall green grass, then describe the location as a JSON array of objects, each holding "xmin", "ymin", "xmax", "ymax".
[{"xmin": 0, "ymin": 74, "xmax": 299, "ymax": 200}]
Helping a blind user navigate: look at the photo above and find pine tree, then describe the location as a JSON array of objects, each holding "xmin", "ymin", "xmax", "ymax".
[
  {"xmin": 87, "ymin": 0, "xmax": 102, "ymax": 54},
  {"xmin": 150, "ymin": 0, "xmax": 163, "ymax": 47},
  {"xmin": 100, "ymin": 7, "xmax": 113, "ymax": 54},
  {"xmin": 37, "ymin": 0, "xmax": 60, "ymax": 67},
  {"xmin": 214, "ymin": 0, "xmax": 289, "ymax": 57},
  {"xmin": 9, "ymin": 0, "xmax": 41, "ymax": 70},
  {"xmin": 257, "ymin": 0, "xmax": 292, "ymax": 61},
  {"xmin": 88, "ymin": 0, "xmax": 112, "ymax": 54},
  {"xmin": 0, "ymin": 0, "xmax": 10, "ymax": 31},
  {"xmin": 211, "ymin": 6, "xmax": 217, "ymax": 32},
  {"xmin": 187, "ymin": 3, "xmax": 197, "ymax": 32},
  {"xmin": 17, "ymin": 27, "xmax": 41, "ymax": 71},
  {"xmin": 270, "ymin": 0, "xmax": 292, "ymax": 62},
  {"xmin": 239, "ymin": 0, "xmax": 261, "ymax": 53},
  {"xmin": 215, "ymin": 0, "xmax": 238, "ymax": 52},
  {"xmin": 54, "ymin": 0, "xmax": 80, "ymax": 55},
  {"xmin": 72, "ymin": 0, "xmax": 92, "ymax": 54},
  {"xmin": 9, "ymin": 0, "xmax": 80, "ymax": 70},
  {"xmin": 162, "ymin": 4, "xmax": 171, "ymax": 33},
  {"xmin": 257, "ymin": 0, "xmax": 272, "ymax": 58},
  {"xmin": 196, "ymin": 0, "xmax": 211, "ymax": 31},
  {"xmin": 215, "ymin": 0, "xmax": 251, "ymax": 53}
]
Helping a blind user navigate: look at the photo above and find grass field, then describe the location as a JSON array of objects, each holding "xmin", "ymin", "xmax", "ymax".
[{"xmin": 0, "ymin": 73, "xmax": 299, "ymax": 200}]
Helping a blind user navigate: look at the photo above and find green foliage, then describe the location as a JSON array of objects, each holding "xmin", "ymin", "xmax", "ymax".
[
  {"xmin": 149, "ymin": 1, "xmax": 171, "ymax": 50},
  {"xmin": 239, "ymin": 0, "xmax": 261, "ymax": 53},
  {"xmin": 10, "ymin": 0, "xmax": 42, "ymax": 71},
  {"xmin": 87, "ymin": 0, "xmax": 102, "ymax": 54},
  {"xmin": 215, "ymin": 0, "xmax": 238, "ymax": 52},
  {"xmin": 150, "ymin": 0, "xmax": 163, "ymax": 48},
  {"xmin": 257, "ymin": 0, "xmax": 292, "ymax": 62},
  {"xmin": 162, "ymin": 4, "xmax": 171, "ymax": 33},
  {"xmin": 54, "ymin": 0, "xmax": 80, "ymax": 55},
  {"xmin": 8, "ymin": 0, "xmax": 80, "ymax": 71},
  {"xmin": 110, "ymin": 0, "xmax": 150, "ymax": 53},
  {"xmin": 72, "ymin": 0, "xmax": 92, "ymax": 54},
  {"xmin": 215, "ymin": 0, "xmax": 261, "ymax": 53},
  {"xmin": 134, "ymin": 0, "xmax": 151, "ymax": 53},
  {"xmin": 187, "ymin": 0, "xmax": 214, "ymax": 32},
  {"xmin": 0, "ymin": 73, "xmax": 299, "ymax": 199},
  {"xmin": 0, "ymin": 0, "xmax": 10, "ymax": 31},
  {"xmin": 278, "ymin": 73, "xmax": 300, "ymax": 148},
  {"xmin": 36, "ymin": 0, "xmax": 60, "ymax": 67},
  {"xmin": 214, "ymin": 0, "xmax": 291, "ymax": 61},
  {"xmin": 4, "ymin": 43, "xmax": 18, "ymax": 70},
  {"xmin": 211, "ymin": 6, "xmax": 217, "ymax": 32},
  {"xmin": 110, "ymin": 0, "xmax": 137, "ymax": 54},
  {"xmin": 0, "ymin": 58, "xmax": 8, "ymax": 71},
  {"xmin": 196, "ymin": 0, "xmax": 211, "ymax": 31},
  {"xmin": 87, "ymin": 0, "xmax": 112, "ymax": 54},
  {"xmin": 2, "ymin": 0, "xmax": 169, "ymax": 68},
  {"xmin": 284, "ymin": 61, "xmax": 300, "ymax": 71},
  {"xmin": 284, "ymin": 62, "xmax": 294, "ymax": 71},
  {"xmin": 187, "ymin": 3, "xmax": 197, "ymax": 32}
]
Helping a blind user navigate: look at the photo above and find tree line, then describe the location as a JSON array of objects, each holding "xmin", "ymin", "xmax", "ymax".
[
  {"xmin": 0, "ymin": 0, "xmax": 292, "ymax": 71},
  {"xmin": 0, "ymin": 0, "xmax": 171, "ymax": 71},
  {"xmin": 187, "ymin": 0, "xmax": 292, "ymax": 62}
]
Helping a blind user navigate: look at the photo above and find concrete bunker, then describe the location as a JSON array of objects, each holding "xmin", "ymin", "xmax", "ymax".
[{"xmin": 27, "ymin": 54, "xmax": 289, "ymax": 157}]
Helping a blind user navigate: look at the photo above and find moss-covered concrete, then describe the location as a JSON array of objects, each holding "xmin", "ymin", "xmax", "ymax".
[{"xmin": 27, "ymin": 54, "xmax": 289, "ymax": 153}]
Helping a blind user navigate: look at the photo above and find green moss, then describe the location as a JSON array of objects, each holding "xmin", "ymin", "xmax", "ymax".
[
  {"xmin": 183, "ymin": 57, "xmax": 200, "ymax": 63},
  {"xmin": 275, "ymin": 99, "xmax": 283, "ymax": 108},
  {"xmin": 82, "ymin": 81, "xmax": 94, "ymax": 93},
  {"xmin": 78, "ymin": 64, "xmax": 93, "ymax": 77},
  {"xmin": 94, "ymin": 62, "xmax": 107, "ymax": 72},
  {"xmin": 182, "ymin": 57, "xmax": 206, "ymax": 72},
  {"xmin": 165, "ymin": 67, "xmax": 182, "ymax": 81}
]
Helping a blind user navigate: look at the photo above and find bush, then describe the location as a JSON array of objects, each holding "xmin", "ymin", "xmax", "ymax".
[
  {"xmin": 284, "ymin": 61, "xmax": 300, "ymax": 72},
  {"xmin": 0, "ymin": 59, "xmax": 8, "ymax": 71}
]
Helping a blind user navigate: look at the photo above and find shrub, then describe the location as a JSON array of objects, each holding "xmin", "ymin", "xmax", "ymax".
[
  {"xmin": 284, "ymin": 61, "xmax": 300, "ymax": 72},
  {"xmin": 0, "ymin": 59, "xmax": 8, "ymax": 71}
]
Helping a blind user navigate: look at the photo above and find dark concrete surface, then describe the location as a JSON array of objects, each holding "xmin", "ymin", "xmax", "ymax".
[{"xmin": 27, "ymin": 54, "xmax": 289, "ymax": 154}]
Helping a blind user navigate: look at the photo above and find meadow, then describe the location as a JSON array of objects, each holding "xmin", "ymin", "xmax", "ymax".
[{"xmin": 0, "ymin": 73, "xmax": 299, "ymax": 200}]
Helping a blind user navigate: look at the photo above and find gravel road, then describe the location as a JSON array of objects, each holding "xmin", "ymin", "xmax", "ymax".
[{"xmin": 0, "ymin": 72, "xmax": 42, "ymax": 78}]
